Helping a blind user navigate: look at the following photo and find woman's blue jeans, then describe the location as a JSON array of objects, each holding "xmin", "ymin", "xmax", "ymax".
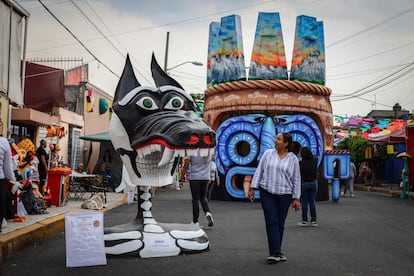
[
  {"xmin": 300, "ymin": 180, "xmax": 318, "ymax": 222},
  {"xmin": 259, "ymin": 188, "xmax": 292, "ymax": 256}
]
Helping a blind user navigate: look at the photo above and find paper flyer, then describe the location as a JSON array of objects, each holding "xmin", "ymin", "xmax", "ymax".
[{"xmin": 65, "ymin": 212, "xmax": 107, "ymax": 267}]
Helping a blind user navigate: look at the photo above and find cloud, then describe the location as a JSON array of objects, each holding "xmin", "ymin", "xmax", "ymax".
[{"xmin": 18, "ymin": 0, "xmax": 414, "ymax": 116}]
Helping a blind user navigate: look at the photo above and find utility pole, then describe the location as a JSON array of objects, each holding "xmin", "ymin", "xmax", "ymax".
[{"xmin": 164, "ymin": 31, "xmax": 170, "ymax": 72}]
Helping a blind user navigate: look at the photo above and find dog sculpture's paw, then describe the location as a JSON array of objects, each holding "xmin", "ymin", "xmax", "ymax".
[{"xmin": 104, "ymin": 221, "xmax": 209, "ymax": 258}]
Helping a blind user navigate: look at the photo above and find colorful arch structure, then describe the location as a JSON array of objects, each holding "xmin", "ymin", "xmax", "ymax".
[
  {"xmin": 204, "ymin": 12, "xmax": 333, "ymax": 200},
  {"xmin": 215, "ymin": 113, "xmax": 325, "ymax": 199},
  {"xmin": 323, "ymin": 150, "xmax": 351, "ymax": 202}
]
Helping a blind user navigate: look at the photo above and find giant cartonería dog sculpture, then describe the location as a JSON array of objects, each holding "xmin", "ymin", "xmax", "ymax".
[{"xmin": 104, "ymin": 54, "xmax": 216, "ymax": 258}]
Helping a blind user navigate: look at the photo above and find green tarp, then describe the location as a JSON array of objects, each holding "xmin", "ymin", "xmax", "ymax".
[
  {"xmin": 79, "ymin": 132, "xmax": 110, "ymax": 142},
  {"xmin": 79, "ymin": 131, "xmax": 122, "ymax": 189}
]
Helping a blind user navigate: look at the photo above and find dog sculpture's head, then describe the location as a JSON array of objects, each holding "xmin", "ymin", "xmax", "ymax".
[{"xmin": 109, "ymin": 54, "xmax": 216, "ymax": 186}]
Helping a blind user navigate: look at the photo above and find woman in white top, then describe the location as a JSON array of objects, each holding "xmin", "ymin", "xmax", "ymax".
[{"xmin": 248, "ymin": 132, "xmax": 301, "ymax": 264}]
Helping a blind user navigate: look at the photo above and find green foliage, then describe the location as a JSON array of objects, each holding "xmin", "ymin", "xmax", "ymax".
[
  {"xmin": 371, "ymin": 144, "xmax": 388, "ymax": 160},
  {"xmin": 336, "ymin": 136, "xmax": 367, "ymax": 162},
  {"xmin": 190, "ymin": 93, "xmax": 204, "ymax": 101},
  {"xmin": 336, "ymin": 136, "xmax": 389, "ymax": 162}
]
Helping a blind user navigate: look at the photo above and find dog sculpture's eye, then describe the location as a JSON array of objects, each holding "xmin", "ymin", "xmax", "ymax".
[
  {"xmin": 164, "ymin": 97, "xmax": 184, "ymax": 110},
  {"xmin": 136, "ymin": 97, "xmax": 159, "ymax": 110}
]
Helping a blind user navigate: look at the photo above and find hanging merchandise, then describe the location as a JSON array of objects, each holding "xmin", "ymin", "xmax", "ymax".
[
  {"xmin": 86, "ymin": 88, "xmax": 94, "ymax": 112},
  {"xmin": 17, "ymin": 138, "xmax": 35, "ymax": 154},
  {"xmin": 109, "ymin": 101, "xmax": 113, "ymax": 120},
  {"xmin": 387, "ymin": 144, "xmax": 394, "ymax": 155},
  {"xmin": 99, "ymin": 98, "xmax": 109, "ymax": 114},
  {"xmin": 365, "ymin": 146, "xmax": 372, "ymax": 159},
  {"xmin": 46, "ymin": 126, "xmax": 65, "ymax": 138}
]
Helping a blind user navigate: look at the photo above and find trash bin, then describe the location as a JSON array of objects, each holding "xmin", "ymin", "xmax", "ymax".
[{"xmin": 47, "ymin": 168, "xmax": 71, "ymax": 207}]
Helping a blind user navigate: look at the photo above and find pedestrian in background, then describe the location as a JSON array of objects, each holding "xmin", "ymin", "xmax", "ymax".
[
  {"xmin": 343, "ymin": 161, "xmax": 356, "ymax": 197},
  {"xmin": 297, "ymin": 147, "xmax": 319, "ymax": 227},
  {"xmin": 99, "ymin": 150, "xmax": 115, "ymax": 191},
  {"xmin": 181, "ymin": 155, "xmax": 214, "ymax": 227},
  {"xmin": 359, "ymin": 161, "xmax": 371, "ymax": 186},
  {"xmin": 291, "ymin": 141, "xmax": 302, "ymax": 158},
  {"xmin": 247, "ymin": 132, "xmax": 301, "ymax": 264},
  {"xmin": 0, "ymin": 136, "xmax": 16, "ymax": 233},
  {"xmin": 36, "ymin": 139, "xmax": 48, "ymax": 194},
  {"xmin": 207, "ymin": 155, "xmax": 220, "ymax": 201}
]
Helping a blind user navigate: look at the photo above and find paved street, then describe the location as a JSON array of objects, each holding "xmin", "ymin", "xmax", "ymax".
[{"xmin": 2, "ymin": 185, "xmax": 414, "ymax": 276}]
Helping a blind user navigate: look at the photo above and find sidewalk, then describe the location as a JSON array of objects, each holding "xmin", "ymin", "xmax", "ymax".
[
  {"xmin": 354, "ymin": 183, "xmax": 414, "ymax": 199},
  {"xmin": 0, "ymin": 191, "xmax": 125, "ymax": 257}
]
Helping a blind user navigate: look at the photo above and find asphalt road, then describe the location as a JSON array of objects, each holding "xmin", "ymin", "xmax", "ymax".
[{"xmin": 2, "ymin": 185, "xmax": 414, "ymax": 276}]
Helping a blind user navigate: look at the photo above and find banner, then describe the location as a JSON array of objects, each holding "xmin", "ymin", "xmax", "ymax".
[{"xmin": 0, "ymin": 98, "xmax": 8, "ymax": 137}]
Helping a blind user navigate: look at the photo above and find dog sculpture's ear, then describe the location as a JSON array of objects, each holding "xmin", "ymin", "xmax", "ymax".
[
  {"xmin": 114, "ymin": 54, "xmax": 141, "ymax": 104},
  {"xmin": 151, "ymin": 53, "xmax": 184, "ymax": 90}
]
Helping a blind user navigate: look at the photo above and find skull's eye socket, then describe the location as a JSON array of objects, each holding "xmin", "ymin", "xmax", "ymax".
[
  {"xmin": 136, "ymin": 97, "xmax": 158, "ymax": 110},
  {"xmin": 165, "ymin": 97, "xmax": 184, "ymax": 110}
]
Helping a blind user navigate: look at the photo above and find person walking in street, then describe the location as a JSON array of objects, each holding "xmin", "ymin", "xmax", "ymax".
[
  {"xmin": 36, "ymin": 139, "xmax": 48, "ymax": 194},
  {"xmin": 207, "ymin": 155, "xmax": 220, "ymax": 201},
  {"xmin": 180, "ymin": 155, "xmax": 214, "ymax": 227},
  {"xmin": 297, "ymin": 146, "xmax": 319, "ymax": 227},
  {"xmin": 247, "ymin": 132, "xmax": 301, "ymax": 264},
  {"xmin": 0, "ymin": 136, "xmax": 16, "ymax": 233},
  {"xmin": 359, "ymin": 161, "xmax": 371, "ymax": 186},
  {"xmin": 343, "ymin": 161, "xmax": 356, "ymax": 197}
]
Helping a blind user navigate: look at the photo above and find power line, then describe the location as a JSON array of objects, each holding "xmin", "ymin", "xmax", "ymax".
[
  {"xmin": 37, "ymin": 0, "xmax": 119, "ymax": 78},
  {"xmin": 327, "ymin": 5, "xmax": 414, "ymax": 48},
  {"xmin": 70, "ymin": 0, "xmax": 123, "ymax": 57},
  {"xmin": 114, "ymin": 0, "xmax": 276, "ymax": 36},
  {"xmin": 82, "ymin": 0, "xmax": 152, "ymax": 84},
  {"xmin": 329, "ymin": 41, "xmax": 414, "ymax": 69},
  {"xmin": 331, "ymin": 62, "xmax": 414, "ymax": 101},
  {"xmin": 328, "ymin": 62, "xmax": 414, "ymax": 80}
]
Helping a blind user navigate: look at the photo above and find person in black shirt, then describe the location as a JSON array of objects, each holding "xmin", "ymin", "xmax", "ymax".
[
  {"xmin": 297, "ymin": 147, "xmax": 318, "ymax": 227},
  {"xmin": 36, "ymin": 139, "xmax": 48, "ymax": 194}
]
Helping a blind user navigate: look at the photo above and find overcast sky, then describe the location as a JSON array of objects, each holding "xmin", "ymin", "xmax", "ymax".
[{"xmin": 16, "ymin": 0, "xmax": 414, "ymax": 117}]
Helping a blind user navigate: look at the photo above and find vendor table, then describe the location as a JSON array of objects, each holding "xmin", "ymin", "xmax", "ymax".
[{"xmin": 68, "ymin": 171, "xmax": 107, "ymax": 203}]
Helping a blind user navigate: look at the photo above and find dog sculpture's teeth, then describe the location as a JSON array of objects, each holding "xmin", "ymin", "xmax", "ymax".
[
  {"xmin": 186, "ymin": 149, "xmax": 199, "ymax": 157},
  {"xmin": 137, "ymin": 148, "xmax": 144, "ymax": 158},
  {"xmin": 151, "ymin": 144, "xmax": 161, "ymax": 153},
  {"xmin": 199, "ymin": 148, "xmax": 211, "ymax": 157},
  {"xmin": 158, "ymin": 147, "xmax": 175, "ymax": 167}
]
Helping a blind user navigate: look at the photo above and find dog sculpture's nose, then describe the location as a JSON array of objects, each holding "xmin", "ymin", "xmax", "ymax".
[
  {"xmin": 185, "ymin": 134, "xmax": 199, "ymax": 145},
  {"xmin": 185, "ymin": 133, "xmax": 214, "ymax": 147}
]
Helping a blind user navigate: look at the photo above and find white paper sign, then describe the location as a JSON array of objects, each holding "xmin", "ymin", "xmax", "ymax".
[{"xmin": 65, "ymin": 212, "xmax": 107, "ymax": 267}]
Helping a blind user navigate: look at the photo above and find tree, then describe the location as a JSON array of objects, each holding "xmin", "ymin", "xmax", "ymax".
[
  {"xmin": 336, "ymin": 136, "xmax": 367, "ymax": 163},
  {"xmin": 190, "ymin": 93, "xmax": 204, "ymax": 101}
]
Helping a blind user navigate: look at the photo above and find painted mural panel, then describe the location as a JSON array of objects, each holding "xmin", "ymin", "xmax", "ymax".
[
  {"xmin": 290, "ymin": 15, "xmax": 326, "ymax": 85},
  {"xmin": 249, "ymin": 12, "xmax": 288, "ymax": 80},
  {"xmin": 215, "ymin": 113, "xmax": 323, "ymax": 199},
  {"xmin": 207, "ymin": 21, "xmax": 220, "ymax": 87},
  {"xmin": 209, "ymin": 14, "xmax": 246, "ymax": 86}
]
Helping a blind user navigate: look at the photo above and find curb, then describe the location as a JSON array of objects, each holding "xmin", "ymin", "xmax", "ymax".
[
  {"xmin": 0, "ymin": 214, "xmax": 65, "ymax": 257},
  {"xmin": 0, "ymin": 196, "xmax": 126, "ymax": 259},
  {"xmin": 354, "ymin": 184, "xmax": 413, "ymax": 199}
]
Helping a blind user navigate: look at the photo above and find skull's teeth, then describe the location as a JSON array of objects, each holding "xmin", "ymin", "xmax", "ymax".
[
  {"xmin": 158, "ymin": 147, "xmax": 175, "ymax": 167},
  {"xmin": 136, "ymin": 146, "xmax": 214, "ymax": 167}
]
